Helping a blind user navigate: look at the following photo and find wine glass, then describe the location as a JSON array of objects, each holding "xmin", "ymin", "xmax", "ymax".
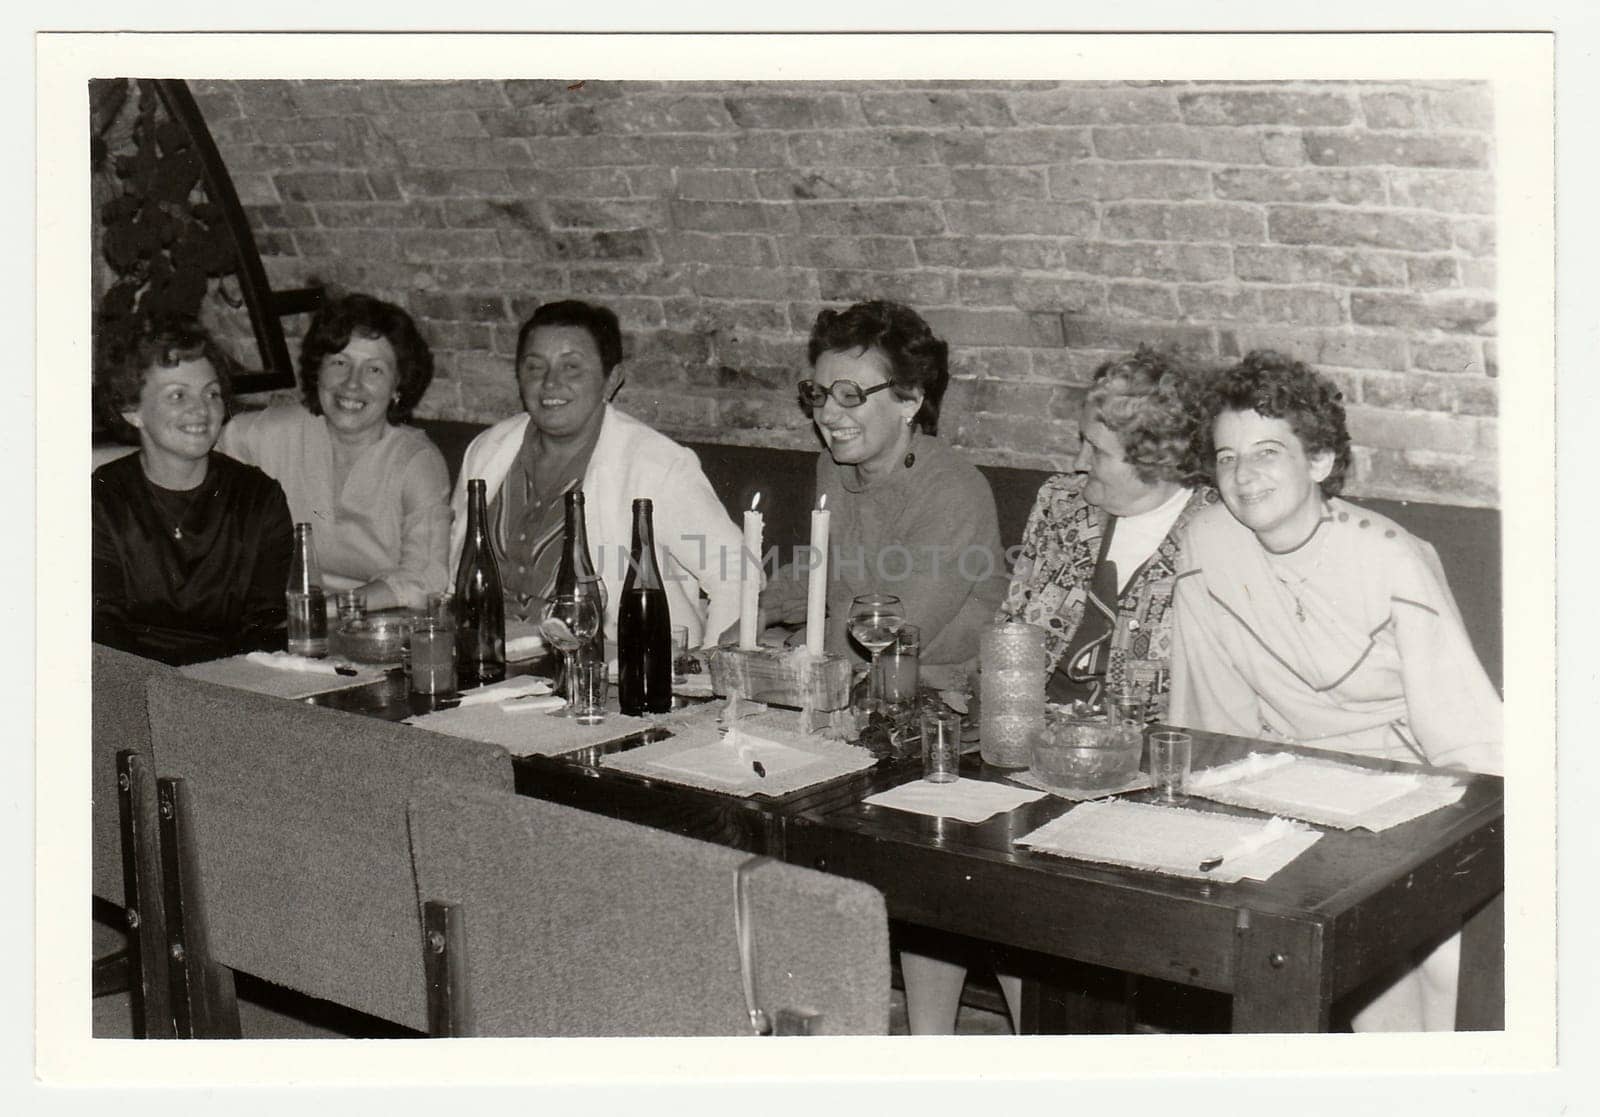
[
  {"xmin": 540, "ymin": 593, "xmax": 603, "ymax": 721},
  {"xmin": 848, "ymin": 593, "xmax": 905, "ymax": 716}
]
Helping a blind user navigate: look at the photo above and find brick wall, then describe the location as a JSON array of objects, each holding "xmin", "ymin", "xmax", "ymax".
[{"xmin": 188, "ymin": 79, "xmax": 1498, "ymax": 507}]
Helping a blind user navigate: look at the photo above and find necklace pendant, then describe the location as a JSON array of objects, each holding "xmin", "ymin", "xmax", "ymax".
[{"xmin": 172, "ymin": 526, "xmax": 183, "ymax": 541}]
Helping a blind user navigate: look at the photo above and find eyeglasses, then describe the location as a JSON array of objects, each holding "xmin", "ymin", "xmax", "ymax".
[{"xmin": 797, "ymin": 379, "xmax": 894, "ymax": 411}]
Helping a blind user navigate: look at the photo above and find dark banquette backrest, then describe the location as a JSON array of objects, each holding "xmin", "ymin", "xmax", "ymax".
[{"xmin": 417, "ymin": 418, "xmax": 1502, "ymax": 691}]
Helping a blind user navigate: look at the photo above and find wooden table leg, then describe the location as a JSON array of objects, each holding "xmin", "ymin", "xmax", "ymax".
[
  {"xmin": 1230, "ymin": 909, "xmax": 1331, "ymax": 1033},
  {"xmin": 1456, "ymin": 891, "xmax": 1505, "ymax": 1031}
]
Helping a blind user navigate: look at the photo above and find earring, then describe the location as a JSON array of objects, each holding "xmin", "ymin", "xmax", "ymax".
[{"xmin": 903, "ymin": 420, "xmax": 917, "ymax": 469}]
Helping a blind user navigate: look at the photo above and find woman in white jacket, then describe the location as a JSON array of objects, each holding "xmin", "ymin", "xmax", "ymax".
[{"xmin": 448, "ymin": 300, "xmax": 744, "ymax": 648}]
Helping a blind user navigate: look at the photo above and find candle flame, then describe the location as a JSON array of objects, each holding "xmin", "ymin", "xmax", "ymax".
[
  {"xmin": 818, "ymin": 494, "xmax": 828, "ymax": 511},
  {"xmin": 750, "ymin": 492, "xmax": 762, "ymax": 511}
]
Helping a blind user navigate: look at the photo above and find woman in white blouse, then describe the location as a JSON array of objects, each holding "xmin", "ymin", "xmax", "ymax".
[{"xmin": 219, "ymin": 292, "xmax": 451, "ymax": 612}]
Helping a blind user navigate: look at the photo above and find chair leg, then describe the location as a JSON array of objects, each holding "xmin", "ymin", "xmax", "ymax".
[
  {"xmin": 92, "ymin": 948, "xmax": 131, "ymax": 998},
  {"xmin": 423, "ymin": 900, "xmax": 473, "ymax": 1037},
  {"xmin": 117, "ymin": 750, "xmax": 174, "ymax": 1038},
  {"xmin": 157, "ymin": 776, "xmax": 241, "ymax": 1039}
]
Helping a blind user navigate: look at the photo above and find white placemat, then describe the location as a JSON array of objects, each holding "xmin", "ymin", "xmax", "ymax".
[
  {"xmin": 403, "ymin": 703, "xmax": 654, "ymax": 757},
  {"xmin": 1016, "ymin": 799, "xmax": 1321, "ymax": 883},
  {"xmin": 600, "ymin": 708, "xmax": 876, "ymax": 797},
  {"xmin": 1187, "ymin": 752, "xmax": 1467, "ymax": 831},
  {"xmin": 180, "ymin": 653, "xmax": 387, "ymax": 699},
  {"xmin": 453, "ymin": 675, "xmax": 555, "ymax": 707},
  {"xmin": 1006, "ymin": 767, "xmax": 1154, "ymax": 802},
  {"xmin": 863, "ymin": 779, "xmax": 1048, "ymax": 823}
]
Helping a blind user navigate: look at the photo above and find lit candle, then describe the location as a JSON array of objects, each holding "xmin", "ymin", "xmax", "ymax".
[
  {"xmin": 739, "ymin": 492, "xmax": 763, "ymax": 650},
  {"xmin": 804, "ymin": 494, "xmax": 830, "ymax": 657}
]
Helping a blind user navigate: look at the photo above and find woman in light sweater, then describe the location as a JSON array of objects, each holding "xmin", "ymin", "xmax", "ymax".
[{"xmin": 760, "ymin": 300, "xmax": 1006, "ymax": 669}]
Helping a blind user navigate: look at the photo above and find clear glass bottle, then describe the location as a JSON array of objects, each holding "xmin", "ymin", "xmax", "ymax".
[
  {"xmin": 286, "ymin": 523, "xmax": 328, "ymax": 657},
  {"xmin": 552, "ymin": 489, "xmax": 607, "ymax": 697},
  {"xmin": 454, "ymin": 479, "xmax": 506, "ymax": 687}
]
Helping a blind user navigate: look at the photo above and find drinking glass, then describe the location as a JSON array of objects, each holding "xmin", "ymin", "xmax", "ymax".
[
  {"xmin": 1106, "ymin": 683, "xmax": 1148, "ymax": 729},
  {"xmin": 920, "ymin": 706, "xmax": 962, "ymax": 784},
  {"xmin": 847, "ymin": 593, "xmax": 904, "ymax": 716},
  {"xmin": 409, "ymin": 617, "xmax": 457, "ymax": 698},
  {"xmin": 1149, "ymin": 730, "xmax": 1193, "ymax": 804},
  {"xmin": 567, "ymin": 653, "xmax": 607, "ymax": 726},
  {"xmin": 540, "ymin": 594, "xmax": 603, "ymax": 720},
  {"xmin": 879, "ymin": 624, "xmax": 921, "ymax": 724},
  {"xmin": 670, "ymin": 624, "xmax": 690, "ymax": 686}
]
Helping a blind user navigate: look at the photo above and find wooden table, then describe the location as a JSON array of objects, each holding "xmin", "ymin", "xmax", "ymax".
[
  {"xmin": 312, "ymin": 664, "xmax": 916, "ymax": 859},
  {"xmin": 784, "ymin": 732, "xmax": 1504, "ymax": 1033},
  {"xmin": 314, "ymin": 672, "xmax": 1503, "ymax": 1033}
]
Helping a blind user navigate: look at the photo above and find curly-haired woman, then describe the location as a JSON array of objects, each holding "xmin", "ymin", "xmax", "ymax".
[
  {"xmin": 1169, "ymin": 350, "xmax": 1501, "ymax": 1032},
  {"xmin": 93, "ymin": 316, "xmax": 293, "ymax": 664},
  {"xmin": 759, "ymin": 300, "xmax": 1006, "ymax": 667},
  {"xmin": 903, "ymin": 345, "xmax": 1216, "ymax": 1036},
  {"xmin": 218, "ymin": 292, "xmax": 451, "ymax": 611},
  {"xmin": 1000, "ymin": 345, "xmax": 1217, "ymax": 713}
]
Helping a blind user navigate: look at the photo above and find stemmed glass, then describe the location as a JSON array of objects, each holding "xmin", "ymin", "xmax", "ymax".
[
  {"xmin": 540, "ymin": 593, "xmax": 603, "ymax": 722},
  {"xmin": 848, "ymin": 593, "xmax": 905, "ymax": 716}
]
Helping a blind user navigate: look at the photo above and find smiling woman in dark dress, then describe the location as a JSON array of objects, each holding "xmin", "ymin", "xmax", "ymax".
[{"xmin": 92, "ymin": 316, "xmax": 294, "ymax": 665}]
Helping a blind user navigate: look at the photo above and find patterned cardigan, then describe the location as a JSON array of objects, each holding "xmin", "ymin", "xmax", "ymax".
[{"xmin": 999, "ymin": 477, "xmax": 1218, "ymax": 714}]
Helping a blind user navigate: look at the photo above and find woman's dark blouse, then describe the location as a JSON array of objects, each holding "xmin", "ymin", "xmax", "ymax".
[{"xmin": 92, "ymin": 452, "xmax": 295, "ymax": 665}]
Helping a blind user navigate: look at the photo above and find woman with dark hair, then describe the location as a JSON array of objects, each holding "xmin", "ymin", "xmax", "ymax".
[
  {"xmin": 219, "ymin": 292, "xmax": 451, "ymax": 612},
  {"xmin": 92, "ymin": 316, "xmax": 293, "ymax": 665},
  {"xmin": 904, "ymin": 346, "xmax": 1217, "ymax": 1035},
  {"xmin": 1170, "ymin": 350, "xmax": 1501, "ymax": 1033},
  {"xmin": 761, "ymin": 300, "xmax": 1005, "ymax": 667}
]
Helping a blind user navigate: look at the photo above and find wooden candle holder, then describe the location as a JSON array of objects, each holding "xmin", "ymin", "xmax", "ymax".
[{"xmin": 706, "ymin": 645, "xmax": 854, "ymax": 735}]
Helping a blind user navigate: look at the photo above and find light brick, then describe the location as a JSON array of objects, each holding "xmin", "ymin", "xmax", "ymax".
[
  {"xmin": 1011, "ymin": 87, "xmax": 1180, "ymax": 126},
  {"xmin": 368, "ymin": 111, "xmax": 487, "ymax": 141},
  {"xmin": 1234, "ymin": 245, "xmax": 1408, "ymax": 288},
  {"xmin": 1460, "ymin": 260, "xmax": 1495, "ymax": 290},
  {"xmin": 484, "ymin": 105, "xmax": 603, "ymax": 141},
  {"xmin": 795, "ymin": 200, "xmax": 946, "ymax": 237},
  {"xmin": 948, "ymin": 348, "xmax": 1032, "ymax": 381},
  {"xmin": 1358, "ymin": 372, "xmax": 1453, "ymax": 412},
  {"xmin": 1048, "ymin": 162, "xmax": 1213, "ymax": 201},
  {"xmin": 789, "ymin": 131, "xmax": 939, "ymax": 167},
  {"xmin": 672, "ymin": 199, "xmax": 796, "ymax": 234},
  {"xmin": 1179, "ymin": 90, "xmax": 1355, "ymax": 127},
  {"xmin": 943, "ymin": 200, "xmax": 1094, "ymax": 237},
  {"xmin": 1177, "ymin": 286, "xmax": 1262, "ymax": 322},
  {"xmin": 1410, "ymin": 339, "xmax": 1485, "ymax": 375},
  {"xmin": 1092, "ymin": 125, "xmax": 1261, "ymax": 164},
  {"xmin": 1065, "ymin": 319, "xmax": 1218, "ymax": 354},
  {"xmin": 547, "ymin": 198, "xmax": 669, "ymax": 230},
  {"xmin": 1407, "ymin": 256, "xmax": 1460, "ymax": 291},
  {"xmin": 274, "ymin": 171, "xmax": 374, "ymax": 203},
  {"xmin": 1387, "ymin": 170, "xmax": 1494, "ymax": 214},
  {"xmin": 781, "ymin": 236, "xmax": 917, "ymax": 270},
  {"xmin": 924, "ymin": 309, "xmax": 1060, "ymax": 348},
  {"xmin": 1260, "ymin": 288, "xmax": 1345, "ymax": 326},
  {"xmin": 691, "ymin": 266, "xmax": 815, "ymax": 302},
  {"xmin": 1350, "ymin": 292, "xmax": 1495, "ymax": 334},
  {"xmin": 661, "ymin": 232, "xmax": 777, "ymax": 269},
  {"xmin": 397, "ymin": 137, "xmax": 533, "ymax": 167},
  {"xmin": 1430, "ymin": 86, "xmax": 1494, "ymax": 130},
  {"xmin": 1108, "ymin": 283, "xmax": 1180, "ymax": 319},
  {"xmin": 1345, "ymin": 406, "xmax": 1481, "ymax": 454},
  {"xmin": 1454, "ymin": 219, "xmax": 1496, "ymax": 257},
  {"xmin": 400, "ymin": 169, "xmax": 516, "ymax": 198},
  {"xmin": 1011, "ymin": 278, "xmax": 1106, "ymax": 315},
  {"xmin": 386, "ymin": 82, "xmax": 507, "ymax": 112},
  {"xmin": 566, "ymin": 266, "xmax": 689, "ymax": 297},
  {"xmin": 724, "ymin": 94, "xmax": 863, "ymax": 131},
  {"xmin": 915, "ymin": 237, "xmax": 1066, "ymax": 271},
  {"xmin": 665, "ymin": 298, "xmax": 790, "ymax": 335},
  {"xmin": 860, "ymin": 91, "xmax": 1014, "ymax": 127},
  {"xmin": 1360, "ymin": 92, "xmax": 1426, "ymax": 129},
  {"xmin": 1267, "ymin": 206, "xmax": 1453, "ymax": 252},
  {"xmin": 1059, "ymin": 241, "xmax": 1233, "ymax": 282},
  {"xmin": 1261, "ymin": 131, "xmax": 1307, "ymax": 167},
  {"xmin": 675, "ymin": 169, "xmax": 759, "ymax": 200},
  {"xmin": 942, "ymin": 166, "xmax": 1050, "ymax": 201},
  {"xmin": 756, "ymin": 168, "xmax": 900, "ymax": 201},
  {"xmin": 314, "ymin": 202, "xmax": 444, "ymax": 230},
  {"xmin": 1304, "ymin": 131, "xmax": 1488, "ymax": 169},
  {"xmin": 1214, "ymin": 167, "xmax": 1388, "ymax": 206},
  {"xmin": 1102, "ymin": 202, "xmax": 1267, "ymax": 244},
  {"xmin": 593, "ymin": 96, "xmax": 736, "ymax": 135},
  {"xmin": 815, "ymin": 269, "xmax": 953, "ymax": 306},
  {"xmin": 1222, "ymin": 327, "xmax": 1407, "ymax": 371},
  {"xmin": 973, "ymin": 129, "xmax": 1094, "ymax": 165}
]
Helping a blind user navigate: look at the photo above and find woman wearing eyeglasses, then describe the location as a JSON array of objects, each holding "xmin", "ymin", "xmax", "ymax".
[{"xmin": 761, "ymin": 300, "xmax": 1006, "ymax": 669}]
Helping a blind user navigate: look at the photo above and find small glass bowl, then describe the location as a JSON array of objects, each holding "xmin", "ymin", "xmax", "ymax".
[{"xmin": 1028, "ymin": 709, "xmax": 1142, "ymax": 792}]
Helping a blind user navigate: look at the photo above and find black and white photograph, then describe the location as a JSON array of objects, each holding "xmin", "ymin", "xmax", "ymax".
[{"xmin": 26, "ymin": 17, "xmax": 1580, "ymax": 1112}]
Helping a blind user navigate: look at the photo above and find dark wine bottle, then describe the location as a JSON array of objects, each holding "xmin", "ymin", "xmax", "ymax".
[
  {"xmin": 454, "ymin": 478, "xmax": 506, "ymax": 687},
  {"xmin": 617, "ymin": 497, "xmax": 672, "ymax": 715},
  {"xmin": 552, "ymin": 489, "xmax": 607, "ymax": 696}
]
